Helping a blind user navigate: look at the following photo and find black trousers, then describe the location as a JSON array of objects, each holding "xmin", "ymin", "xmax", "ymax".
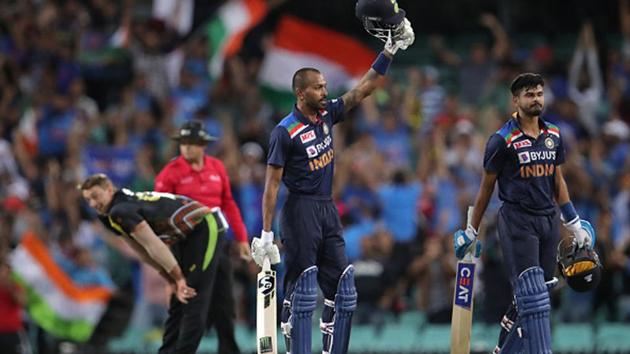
[
  {"xmin": 159, "ymin": 212, "xmax": 227, "ymax": 354},
  {"xmin": 206, "ymin": 242, "xmax": 240, "ymax": 354}
]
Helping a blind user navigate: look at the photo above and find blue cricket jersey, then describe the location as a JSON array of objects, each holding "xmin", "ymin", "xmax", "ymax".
[
  {"xmin": 484, "ymin": 114, "xmax": 565, "ymax": 215},
  {"xmin": 267, "ymin": 98, "xmax": 345, "ymax": 196}
]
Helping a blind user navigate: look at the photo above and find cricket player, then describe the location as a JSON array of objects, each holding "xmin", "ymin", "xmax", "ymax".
[
  {"xmin": 79, "ymin": 173, "xmax": 229, "ymax": 354},
  {"xmin": 250, "ymin": 1, "xmax": 414, "ymax": 353},
  {"xmin": 453, "ymin": 73, "xmax": 596, "ymax": 353}
]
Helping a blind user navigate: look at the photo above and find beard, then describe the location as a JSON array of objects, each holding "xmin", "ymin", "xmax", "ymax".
[
  {"xmin": 522, "ymin": 104, "xmax": 543, "ymax": 116},
  {"xmin": 306, "ymin": 97, "xmax": 326, "ymax": 111}
]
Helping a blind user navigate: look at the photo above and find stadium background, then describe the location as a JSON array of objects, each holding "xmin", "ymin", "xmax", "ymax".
[{"xmin": 1, "ymin": 0, "xmax": 629, "ymax": 353}]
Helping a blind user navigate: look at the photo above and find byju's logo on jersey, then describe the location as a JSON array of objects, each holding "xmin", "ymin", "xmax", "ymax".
[
  {"xmin": 300, "ymin": 130, "xmax": 316, "ymax": 144},
  {"xmin": 518, "ymin": 151, "xmax": 531, "ymax": 164},
  {"xmin": 306, "ymin": 146, "xmax": 318, "ymax": 158}
]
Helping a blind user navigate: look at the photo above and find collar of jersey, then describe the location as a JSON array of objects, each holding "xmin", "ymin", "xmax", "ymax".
[
  {"xmin": 292, "ymin": 104, "xmax": 321, "ymax": 125},
  {"xmin": 511, "ymin": 112, "xmax": 552, "ymax": 138}
]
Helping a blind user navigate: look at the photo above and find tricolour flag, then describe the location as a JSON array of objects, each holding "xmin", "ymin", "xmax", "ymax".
[
  {"xmin": 258, "ymin": 16, "xmax": 376, "ymax": 111},
  {"xmin": 10, "ymin": 232, "xmax": 113, "ymax": 342},
  {"xmin": 206, "ymin": 0, "xmax": 268, "ymax": 78}
]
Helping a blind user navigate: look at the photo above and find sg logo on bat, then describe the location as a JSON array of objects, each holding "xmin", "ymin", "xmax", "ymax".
[
  {"xmin": 258, "ymin": 274, "xmax": 275, "ymax": 307},
  {"xmin": 454, "ymin": 262, "xmax": 475, "ymax": 309}
]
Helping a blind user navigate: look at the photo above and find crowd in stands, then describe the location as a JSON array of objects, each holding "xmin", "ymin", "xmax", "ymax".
[{"xmin": 1, "ymin": 0, "xmax": 630, "ymax": 352}]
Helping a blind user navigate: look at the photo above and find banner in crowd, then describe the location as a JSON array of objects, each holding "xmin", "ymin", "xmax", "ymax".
[
  {"xmin": 206, "ymin": 0, "xmax": 268, "ymax": 78},
  {"xmin": 258, "ymin": 15, "xmax": 375, "ymax": 111},
  {"xmin": 10, "ymin": 232, "xmax": 113, "ymax": 342}
]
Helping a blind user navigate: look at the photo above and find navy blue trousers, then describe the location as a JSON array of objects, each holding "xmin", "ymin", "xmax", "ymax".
[
  {"xmin": 497, "ymin": 203, "xmax": 560, "ymax": 286},
  {"xmin": 280, "ymin": 194, "xmax": 349, "ymax": 301}
]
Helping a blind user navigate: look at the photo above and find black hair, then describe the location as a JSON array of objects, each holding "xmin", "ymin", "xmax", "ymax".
[
  {"xmin": 510, "ymin": 73, "xmax": 544, "ymax": 96},
  {"xmin": 292, "ymin": 67, "xmax": 321, "ymax": 93}
]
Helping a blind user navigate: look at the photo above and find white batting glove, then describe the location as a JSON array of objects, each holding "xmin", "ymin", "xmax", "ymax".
[
  {"xmin": 564, "ymin": 219, "xmax": 596, "ymax": 249},
  {"xmin": 251, "ymin": 230, "xmax": 281, "ymax": 266},
  {"xmin": 384, "ymin": 18, "xmax": 415, "ymax": 55}
]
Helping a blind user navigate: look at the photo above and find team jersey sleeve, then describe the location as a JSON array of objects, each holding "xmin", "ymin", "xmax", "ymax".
[
  {"xmin": 109, "ymin": 203, "xmax": 145, "ymax": 235},
  {"xmin": 483, "ymin": 134, "xmax": 508, "ymax": 173},
  {"xmin": 328, "ymin": 98, "xmax": 346, "ymax": 125},
  {"xmin": 215, "ymin": 160, "xmax": 248, "ymax": 243},
  {"xmin": 267, "ymin": 126, "xmax": 291, "ymax": 167},
  {"xmin": 555, "ymin": 133, "xmax": 566, "ymax": 165}
]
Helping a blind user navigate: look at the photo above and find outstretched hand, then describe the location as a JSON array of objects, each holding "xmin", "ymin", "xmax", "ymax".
[{"xmin": 384, "ymin": 18, "xmax": 415, "ymax": 55}]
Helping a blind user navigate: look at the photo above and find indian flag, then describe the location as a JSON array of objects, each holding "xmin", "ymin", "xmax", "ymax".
[
  {"xmin": 206, "ymin": 0, "xmax": 268, "ymax": 78},
  {"xmin": 259, "ymin": 16, "xmax": 376, "ymax": 111},
  {"xmin": 10, "ymin": 232, "xmax": 113, "ymax": 342}
]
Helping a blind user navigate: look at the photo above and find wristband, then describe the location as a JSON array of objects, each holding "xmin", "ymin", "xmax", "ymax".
[
  {"xmin": 559, "ymin": 202, "xmax": 578, "ymax": 224},
  {"xmin": 371, "ymin": 52, "xmax": 392, "ymax": 75},
  {"xmin": 261, "ymin": 230, "xmax": 274, "ymax": 243}
]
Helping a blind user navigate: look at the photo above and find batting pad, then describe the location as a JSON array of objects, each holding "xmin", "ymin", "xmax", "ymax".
[
  {"xmin": 290, "ymin": 266, "xmax": 318, "ymax": 354},
  {"xmin": 321, "ymin": 265, "xmax": 358, "ymax": 354},
  {"xmin": 500, "ymin": 266, "xmax": 552, "ymax": 354}
]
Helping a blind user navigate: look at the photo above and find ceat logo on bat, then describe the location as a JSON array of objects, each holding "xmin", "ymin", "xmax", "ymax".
[
  {"xmin": 300, "ymin": 130, "xmax": 316, "ymax": 144},
  {"xmin": 454, "ymin": 262, "xmax": 475, "ymax": 309},
  {"xmin": 513, "ymin": 140, "xmax": 532, "ymax": 149}
]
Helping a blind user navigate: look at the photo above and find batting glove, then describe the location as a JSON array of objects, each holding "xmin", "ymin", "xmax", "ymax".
[
  {"xmin": 453, "ymin": 225, "xmax": 482, "ymax": 260},
  {"xmin": 384, "ymin": 18, "xmax": 415, "ymax": 55},
  {"xmin": 564, "ymin": 218, "xmax": 596, "ymax": 249},
  {"xmin": 251, "ymin": 230, "xmax": 281, "ymax": 266}
]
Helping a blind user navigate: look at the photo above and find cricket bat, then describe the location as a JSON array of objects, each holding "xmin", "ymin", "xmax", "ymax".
[
  {"xmin": 450, "ymin": 206, "xmax": 477, "ymax": 354},
  {"xmin": 257, "ymin": 256, "xmax": 277, "ymax": 354}
]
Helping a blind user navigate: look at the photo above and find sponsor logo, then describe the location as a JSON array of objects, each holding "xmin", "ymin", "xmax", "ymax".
[
  {"xmin": 209, "ymin": 174, "xmax": 221, "ymax": 182},
  {"xmin": 517, "ymin": 151, "xmax": 556, "ymax": 165},
  {"xmin": 454, "ymin": 262, "xmax": 475, "ymax": 309},
  {"xmin": 306, "ymin": 146, "xmax": 318, "ymax": 158},
  {"xmin": 323, "ymin": 122, "xmax": 329, "ymax": 135},
  {"xmin": 259, "ymin": 336, "xmax": 273, "ymax": 353},
  {"xmin": 513, "ymin": 140, "xmax": 532, "ymax": 149},
  {"xmin": 316, "ymin": 135, "xmax": 332, "ymax": 153},
  {"xmin": 518, "ymin": 152, "xmax": 531, "ymax": 164},
  {"xmin": 258, "ymin": 274, "xmax": 274, "ymax": 296},
  {"xmin": 300, "ymin": 130, "xmax": 316, "ymax": 144},
  {"xmin": 585, "ymin": 274, "xmax": 593, "ymax": 283},
  {"xmin": 545, "ymin": 137, "xmax": 555, "ymax": 149}
]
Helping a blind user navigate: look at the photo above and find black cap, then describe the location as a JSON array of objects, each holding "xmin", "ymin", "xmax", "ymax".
[
  {"xmin": 171, "ymin": 120, "xmax": 217, "ymax": 144},
  {"xmin": 355, "ymin": 0, "xmax": 406, "ymax": 25}
]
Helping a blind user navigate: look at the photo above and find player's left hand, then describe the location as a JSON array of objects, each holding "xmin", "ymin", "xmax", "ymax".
[
  {"xmin": 175, "ymin": 280, "xmax": 197, "ymax": 304},
  {"xmin": 453, "ymin": 225, "xmax": 482, "ymax": 260},
  {"xmin": 384, "ymin": 18, "xmax": 415, "ymax": 55},
  {"xmin": 564, "ymin": 219, "xmax": 596, "ymax": 249}
]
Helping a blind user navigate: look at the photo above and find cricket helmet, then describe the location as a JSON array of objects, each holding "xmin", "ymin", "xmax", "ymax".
[
  {"xmin": 355, "ymin": 0, "xmax": 406, "ymax": 42},
  {"xmin": 557, "ymin": 237, "xmax": 602, "ymax": 292}
]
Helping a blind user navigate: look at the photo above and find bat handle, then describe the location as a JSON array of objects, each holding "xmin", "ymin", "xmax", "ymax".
[
  {"xmin": 464, "ymin": 206, "xmax": 476, "ymax": 261},
  {"xmin": 262, "ymin": 256, "xmax": 271, "ymax": 270}
]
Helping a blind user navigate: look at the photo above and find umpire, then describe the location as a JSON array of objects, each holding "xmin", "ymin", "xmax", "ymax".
[
  {"xmin": 155, "ymin": 120, "xmax": 251, "ymax": 354},
  {"xmin": 79, "ymin": 173, "xmax": 228, "ymax": 354}
]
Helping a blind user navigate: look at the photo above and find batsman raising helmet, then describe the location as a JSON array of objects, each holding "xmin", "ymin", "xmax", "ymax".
[
  {"xmin": 453, "ymin": 73, "xmax": 597, "ymax": 354},
  {"xmin": 250, "ymin": 1, "xmax": 414, "ymax": 354}
]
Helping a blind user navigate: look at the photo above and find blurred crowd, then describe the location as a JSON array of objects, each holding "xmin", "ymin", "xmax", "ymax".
[{"xmin": 1, "ymin": 0, "xmax": 630, "ymax": 352}]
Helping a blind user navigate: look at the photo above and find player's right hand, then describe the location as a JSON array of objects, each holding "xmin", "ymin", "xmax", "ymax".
[
  {"xmin": 251, "ymin": 231, "xmax": 281, "ymax": 266},
  {"xmin": 453, "ymin": 225, "xmax": 482, "ymax": 260}
]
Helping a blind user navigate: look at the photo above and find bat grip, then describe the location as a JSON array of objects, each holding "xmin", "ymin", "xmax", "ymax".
[
  {"xmin": 464, "ymin": 206, "xmax": 475, "ymax": 261},
  {"xmin": 262, "ymin": 256, "xmax": 271, "ymax": 270}
]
